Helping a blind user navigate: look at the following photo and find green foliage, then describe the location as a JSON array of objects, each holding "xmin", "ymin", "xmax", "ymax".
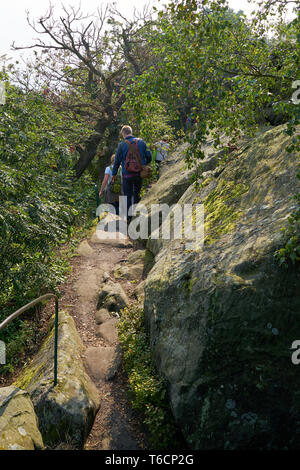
[
  {"xmin": 126, "ymin": 1, "xmax": 298, "ymax": 156},
  {"xmin": 276, "ymin": 125, "xmax": 299, "ymax": 269},
  {"xmin": 0, "ymin": 73, "xmax": 95, "ymax": 376},
  {"xmin": 275, "ymin": 178, "xmax": 300, "ymax": 266},
  {"xmin": 139, "ymin": 160, "xmax": 160, "ymax": 200},
  {"xmin": 124, "ymin": 0, "xmax": 299, "ymax": 266},
  {"xmin": 117, "ymin": 304, "xmax": 182, "ymax": 449},
  {"xmin": 123, "ymin": 93, "xmax": 174, "ymax": 145}
]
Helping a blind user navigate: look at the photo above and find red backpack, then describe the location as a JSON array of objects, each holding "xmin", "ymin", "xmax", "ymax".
[{"xmin": 124, "ymin": 139, "xmax": 142, "ymax": 173}]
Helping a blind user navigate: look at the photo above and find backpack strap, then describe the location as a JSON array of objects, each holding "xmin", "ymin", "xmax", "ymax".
[
  {"xmin": 126, "ymin": 138, "xmax": 139, "ymax": 151},
  {"xmin": 110, "ymin": 165, "xmax": 122, "ymax": 178},
  {"xmin": 126, "ymin": 138, "xmax": 143, "ymax": 166}
]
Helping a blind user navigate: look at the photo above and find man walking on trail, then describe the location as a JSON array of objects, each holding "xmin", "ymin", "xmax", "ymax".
[{"xmin": 112, "ymin": 125, "xmax": 151, "ymax": 221}]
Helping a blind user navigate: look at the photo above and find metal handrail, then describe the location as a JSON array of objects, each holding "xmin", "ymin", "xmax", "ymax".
[
  {"xmin": 94, "ymin": 183, "xmax": 100, "ymax": 221},
  {"xmin": 0, "ymin": 294, "xmax": 59, "ymax": 386}
]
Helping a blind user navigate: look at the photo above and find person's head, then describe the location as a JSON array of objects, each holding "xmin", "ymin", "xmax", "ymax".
[
  {"xmin": 162, "ymin": 135, "xmax": 169, "ymax": 142},
  {"xmin": 111, "ymin": 154, "xmax": 115, "ymax": 164},
  {"xmin": 121, "ymin": 125, "xmax": 133, "ymax": 139}
]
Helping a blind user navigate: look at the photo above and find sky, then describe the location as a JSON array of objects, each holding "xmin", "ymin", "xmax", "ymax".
[
  {"xmin": 0, "ymin": 0, "xmax": 257, "ymax": 60},
  {"xmin": 0, "ymin": 0, "xmax": 295, "ymax": 61}
]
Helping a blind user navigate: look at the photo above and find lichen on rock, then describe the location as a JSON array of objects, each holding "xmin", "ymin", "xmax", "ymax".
[
  {"xmin": 13, "ymin": 311, "xmax": 100, "ymax": 448},
  {"xmin": 143, "ymin": 124, "xmax": 300, "ymax": 449},
  {"xmin": 0, "ymin": 386, "xmax": 44, "ymax": 450}
]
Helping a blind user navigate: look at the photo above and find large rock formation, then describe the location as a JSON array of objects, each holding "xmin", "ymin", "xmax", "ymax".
[
  {"xmin": 0, "ymin": 386, "xmax": 44, "ymax": 450},
  {"xmin": 139, "ymin": 140, "xmax": 219, "ymax": 239},
  {"xmin": 14, "ymin": 311, "xmax": 100, "ymax": 448},
  {"xmin": 143, "ymin": 125, "xmax": 300, "ymax": 449}
]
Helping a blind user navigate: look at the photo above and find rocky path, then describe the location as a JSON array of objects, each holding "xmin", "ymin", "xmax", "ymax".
[{"xmin": 51, "ymin": 217, "xmax": 149, "ymax": 450}]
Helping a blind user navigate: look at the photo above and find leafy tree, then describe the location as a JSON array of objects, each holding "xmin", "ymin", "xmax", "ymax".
[
  {"xmin": 129, "ymin": 1, "xmax": 297, "ymax": 144},
  {"xmin": 0, "ymin": 71, "xmax": 93, "ymax": 375},
  {"xmin": 11, "ymin": 3, "xmax": 159, "ymax": 178},
  {"xmin": 125, "ymin": 0, "xmax": 299, "ymax": 263}
]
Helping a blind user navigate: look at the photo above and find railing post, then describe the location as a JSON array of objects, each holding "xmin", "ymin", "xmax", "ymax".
[
  {"xmin": 54, "ymin": 297, "xmax": 59, "ymax": 387},
  {"xmin": 95, "ymin": 184, "xmax": 100, "ymax": 221},
  {"xmin": 0, "ymin": 293, "xmax": 59, "ymax": 388}
]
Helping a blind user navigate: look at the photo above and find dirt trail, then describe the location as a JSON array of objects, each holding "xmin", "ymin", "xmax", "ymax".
[{"xmin": 51, "ymin": 223, "xmax": 149, "ymax": 450}]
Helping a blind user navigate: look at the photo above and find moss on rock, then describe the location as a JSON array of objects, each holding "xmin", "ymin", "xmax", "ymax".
[
  {"xmin": 143, "ymin": 124, "xmax": 300, "ymax": 449},
  {"xmin": 13, "ymin": 311, "xmax": 100, "ymax": 448},
  {"xmin": 204, "ymin": 180, "xmax": 250, "ymax": 244},
  {"xmin": 0, "ymin": 386, "xmax": 44, "ymax": 450}
]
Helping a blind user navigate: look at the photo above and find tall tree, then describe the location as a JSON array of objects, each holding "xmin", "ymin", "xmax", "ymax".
[
  {"xmin": 127, "ymin": 0, "xmax": 298, "ymax": 163},
  {"xmin": 12, "ymin": 3, "xmax": 156, "ymax": 178}
]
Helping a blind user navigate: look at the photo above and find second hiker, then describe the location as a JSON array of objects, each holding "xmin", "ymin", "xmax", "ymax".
[
  {"xmin": 112, "ymin": 125, "xmax": 152, "ymax": 221},
  {"xmin": 99, "ymin": 154, "xmax": 121, "ymax": 215}
]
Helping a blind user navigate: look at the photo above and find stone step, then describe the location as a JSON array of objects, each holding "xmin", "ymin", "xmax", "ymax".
[
  {"xmin": 76, "ymin": 240, "xmax": 95, "ymax": 257},
  {"xmin": 90, "ymin": 229, "xmax": 132, "ymax": 248},
  {"xmin": 95, "ymin": 308, "xmax": 112, "ymax": 325},
  {"xmin": 95, "ymin": 318, "xmax": 119, "ymax": 344},
  {"xmin": 84, "ymin": 346, "xmax": 121, "ymax": 382}
]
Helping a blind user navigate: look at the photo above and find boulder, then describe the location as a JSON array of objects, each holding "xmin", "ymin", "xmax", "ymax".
[
  {"xmin": 141, "ymin": 143, "xmax": 193, "ymax": 209},
  {"xmin": 141, "ymin": 141, "xmax": 218, "ymax": 210},
  {"xmin": 127, "ymin": 250, "xmax": 146, "ymax": 265},
  {"xmin": 144, "ymin": 125, "xmax": 300, "ymax": 449},
  {"xmin": 0, "ymin": 386, "xmax": 44, "ymax": 450},
  {"xmin": 14, "ymin": 311, "xmax": 100, "ymax": 448},
  {"xmin": 136, "ymin": 141, "xmax": 222, "ymax": 241},
  {"xmin": 98, "ymin": 280, "xmax": 129, "ymax": 312},
  {"xmin": 134, "ymin": 144, "xmax": 193, "ymax": 239}
]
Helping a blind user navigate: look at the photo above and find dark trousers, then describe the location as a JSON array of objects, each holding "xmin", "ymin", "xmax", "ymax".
[
  {"xmin": 112, "ymin": 201, "xmax": 119, "ymax": 216},
  {"xmin": 122, "ymin": 175, "xmax": 142, "ymax": 219}
]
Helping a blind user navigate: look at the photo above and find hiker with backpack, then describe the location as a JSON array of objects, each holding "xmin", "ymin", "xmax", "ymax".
[
  {"xmin": 111, "ymin": 125, "xmax": 152, "ymax": 221},
  {"xmin": 99, "ymin": 154, "xmax": 122, "ymax": 215}
]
